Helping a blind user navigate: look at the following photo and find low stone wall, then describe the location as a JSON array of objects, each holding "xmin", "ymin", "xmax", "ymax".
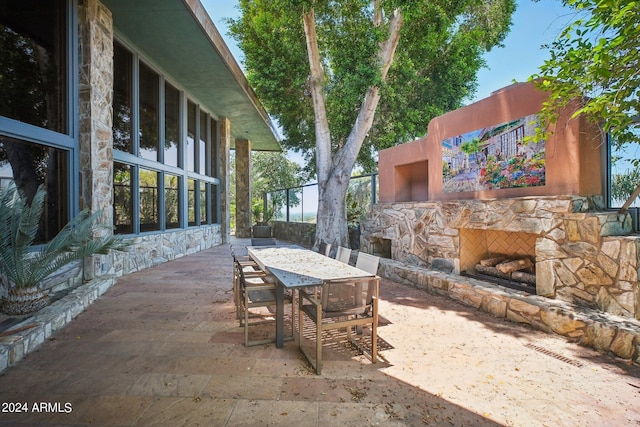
[
  {"xmin": 272, "ymin": 221, "xmax": 316, "ymax": 247},
  {"xmin": 362, "ymin": 196, "xmax": 640, "ymax": 320},
  {"xmin": 113, "ymin": 225, "xmax": 222, "ymax": 276},
  {"xmin": 0, "ymin": 276, "xmax": 116, "ymax": 373},
  {"xmin": 379, "ymin": 258, "xmax": 640, "ymax": 362}
]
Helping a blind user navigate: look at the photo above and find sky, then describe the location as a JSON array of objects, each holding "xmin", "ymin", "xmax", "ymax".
[{"xmin": 201, "ymin": 0, "xmax": 574, "ymax": 104}]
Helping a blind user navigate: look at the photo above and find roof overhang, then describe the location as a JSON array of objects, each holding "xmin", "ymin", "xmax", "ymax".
[{"xmin": 101, "ymin": 0, "xmax": 280, "ymax": 151}]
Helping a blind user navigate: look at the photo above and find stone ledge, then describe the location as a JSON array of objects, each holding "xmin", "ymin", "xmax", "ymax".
[
  {"xmin": 378, "ymin": 258, "xmax": 640, "ymax": 363},
  {"xmin": 0, "ymin": 276, "xmax": 116, "ymax": 374}
]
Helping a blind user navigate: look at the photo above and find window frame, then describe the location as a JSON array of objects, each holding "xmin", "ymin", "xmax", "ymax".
[
  {"xmin": 0, "ymin": 0, "xmax": 79, "ymax": 224},
  {"xmin": 112, "ymin": 38, "xmax": 220, "ymax": 236}
]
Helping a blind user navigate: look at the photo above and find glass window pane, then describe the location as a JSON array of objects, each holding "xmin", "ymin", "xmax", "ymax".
[
  {"xmin": 210, "ymin": 117, "xmax": 218, "ymax": 178},
  {"xmin": 164, "ymin": 173, "xmax": 180, "ymax": 229},
  {"xmin": 139, "ymin": 168, "xmax": 159, "ymax": 231},
  {"xmin": 164, "ymin": 82, "xmax": 180, "ymax": 167},
  {"xmin": 139, "ymin": 62, "xmax": 159, "ymax": 161},
  {"xmin": 187, "ymin": 178, "xmax": 196, "ymax": 226},
  {"xmin": 199, "ymin": 111, "xmax": 207, "ymax": 174},
  {"xmin": 113, "ymin": 162, "xmax": 133, "ymax": 234},
  {"xmin": 0, "ymin": 0, "xmax": 67, "ymax": 133},
  {"xmin": 186, "ymin": 101, "xmax": 196, "ymax": 172},
  {"xmin": 113, "ymin": 41, "xmax": 133, "ymax": 153},
  {"xmin": 609, "ymin": 131, "xmax": 640, "ymax": 208},
  {"xmin": 0, "ymin": 136, "xmax": 69, "ymax": 243},
  {"xmin": 209, "ymin": 184, "xmax": 218, "ymax": 224},
  {"xmin": 199, "ymin": 181, "xmax": 207, "ymax": 224}
]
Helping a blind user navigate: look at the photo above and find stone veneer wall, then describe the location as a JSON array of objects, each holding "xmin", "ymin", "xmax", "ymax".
[
  {"xmin": 361, "ymin": 196, "xmax": 640, "ymax": 320},
  {"xmin": 112, "ymin": 226, "xmax": 223, "ymax": 276}
]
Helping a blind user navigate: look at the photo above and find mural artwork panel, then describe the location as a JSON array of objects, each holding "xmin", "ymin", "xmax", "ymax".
[{"xmin": 442, "ymin": 114, "xmax": 546, "ymax": 193}]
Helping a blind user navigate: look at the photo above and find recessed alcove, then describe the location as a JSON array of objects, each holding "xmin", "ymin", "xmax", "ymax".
[{"xmin": 394, "ymin": 161, "xmax": 428, "ymax": 202}]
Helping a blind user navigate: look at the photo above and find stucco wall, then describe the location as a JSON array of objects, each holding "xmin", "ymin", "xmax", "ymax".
[{"xmin": 378, "ymin": 82, "xmax": 605, "ymax": 203}]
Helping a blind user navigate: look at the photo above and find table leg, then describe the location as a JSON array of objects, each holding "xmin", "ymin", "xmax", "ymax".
[{"xmin": 276, "ymin": 281, "xmax": 284, "ymax": 348}]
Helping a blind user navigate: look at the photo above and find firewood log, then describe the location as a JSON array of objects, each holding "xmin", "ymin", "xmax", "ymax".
[
  {"xmin": 512, "ymin": 271, "xmax": 536, "ymax": 285},
  {"xmin": 496, "ymin": 258, "xmax": 534, "ymax": 273},
  {"xmin": 475, "ymin": 264, "xmax": 511, "ymax": 280},
  {"xmin": 479, "ymin": 256, "xmax": 507, "ymax": 267}
]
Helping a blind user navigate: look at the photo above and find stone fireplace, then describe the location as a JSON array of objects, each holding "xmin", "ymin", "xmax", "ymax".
[
  {"xmin": 362, "ymin": 82, "xmax": 640, "ymax": 320},
  {"xmin": 362, "ymin": 196, "xmax": 640, "ymax": 319}
]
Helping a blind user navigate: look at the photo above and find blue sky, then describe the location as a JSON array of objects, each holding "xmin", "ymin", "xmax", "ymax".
[{"xmin": 202, "ymin": 0, "xmax": 574, "ymax": 104}]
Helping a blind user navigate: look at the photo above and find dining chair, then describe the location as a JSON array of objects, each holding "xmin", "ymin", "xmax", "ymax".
[
  {"xmin": 355, "ymin": 252, "xmax": 380, "ymax": 275},
  {"xmin": 236, "ymin": 259, "xmax": 294, "ymax": 346},
  {"xmin": 298, "ymin": 276, "xmax": 379, "ymax": 374},
  {"xmin": 231, "ymin": 246, "xmax": 262, "ymax": 320},
  {"xmin": 335, "ymin": 246, "xmax": 352, "ymax": 264},
  {"xmin": 318, "ymin": 241, "xmax": 332, "ymax": 257}
]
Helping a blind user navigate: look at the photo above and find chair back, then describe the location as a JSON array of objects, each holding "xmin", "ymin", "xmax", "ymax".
[
  {"xmin": 335, "ymin": 246, "xmax": 352, "ymax": 264},
  {"xmin": 320, "ymin": 277, "xmax": 378, "ymax": 317},
  {"xmin": 318, "ymin": 241, "xmax": 331, "ymax": 257},
  {"xmin": 355, "ymin": 252, "xmax": 380, "ymax": 275}
]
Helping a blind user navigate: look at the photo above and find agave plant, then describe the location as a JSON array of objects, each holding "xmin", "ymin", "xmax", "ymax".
[{"xmin": 0, "ymin": 182, "xmax": 128, "ymax": 315}]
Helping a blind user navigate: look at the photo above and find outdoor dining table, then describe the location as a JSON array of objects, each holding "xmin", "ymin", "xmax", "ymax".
[{"xmin": 247, "ymin": 244, "xmax": 377, "ymax": 348}]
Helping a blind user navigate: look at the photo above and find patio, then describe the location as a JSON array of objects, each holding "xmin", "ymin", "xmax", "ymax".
[{"xmin": 0, "ymin": 239, "xmax": 638, "ymax": 426}]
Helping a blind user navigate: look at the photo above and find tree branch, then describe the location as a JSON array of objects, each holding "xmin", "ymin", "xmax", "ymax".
[
  {"xmin": 302, "ymin": 8, "xmax": 332, "ymax": 183},
  {"xmin": 338, "ymin": 8, "xmax": 404, "ymax": 170}
]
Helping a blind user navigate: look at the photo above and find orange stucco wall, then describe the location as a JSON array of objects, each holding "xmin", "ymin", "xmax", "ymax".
[{"xmin": 378, "ymin": 82, "xmax": 604, "ymax": 203}]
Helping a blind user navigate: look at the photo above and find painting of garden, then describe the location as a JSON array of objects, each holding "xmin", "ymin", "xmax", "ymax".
[{"xmin": 442, "ymin": 114, "xmax": 546, "ymax": 193}]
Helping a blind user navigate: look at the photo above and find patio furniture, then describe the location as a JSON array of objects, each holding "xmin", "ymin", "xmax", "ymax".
[
  {"xmin": 335, "ymin": 246, "xmax": 352, "ymax": 264},
  {"xmin": 247, "ymin": 245, "xmax": 377, "ymax": 348},
  {"xmin": 298, "ymin": 276, "xmax": 379, "ymax": 374},
  {"xmin": 236, "ymin": 259, "xmax": 294, "ymax": 346},
  {"xmin": 356, "ymin": 252, "xmax": 380, "ymax": 275},
  {"xmin": 251, "ymin": 237, "xmax": 277, "ymax": 246},
  {"xmin": 231, "ymin": 246, "xmax": 262, "ymax": 320},
  {"xmin": 318, "ymin": 241, "xmax": 331, "ymax": 257}
]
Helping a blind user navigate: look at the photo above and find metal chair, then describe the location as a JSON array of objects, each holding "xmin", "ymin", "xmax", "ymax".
[
  {"xmin": 335, "ymin": 246, "xmax": 352, "ymax": 264},
  {"xmin": 236, "ymin": 259, "xmax": 294, "ymax": 347},
  {"xmin": 298, "ymin": 276, "xmax": 379, "ymax": 374},
  {"xmin": 355, "ymin": 252, "xmax": 380, "ymax": 275}
]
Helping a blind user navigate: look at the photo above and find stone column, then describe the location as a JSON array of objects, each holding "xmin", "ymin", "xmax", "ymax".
[
  {"xmin": 218, "ymin": 118, "xmax": 231, "ymax": 243},
  {"xmin": 235, "ymin": 139, "xmax": 252, "ymax": 238},
  {"xmin": 78, "ymin": 0, "xmax": 115, "ymax": 279}
]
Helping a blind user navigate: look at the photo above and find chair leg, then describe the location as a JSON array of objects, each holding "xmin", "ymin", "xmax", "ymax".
[{"xmin": 315, "ymin": 303, "xmax": 322, "ymax": 375}]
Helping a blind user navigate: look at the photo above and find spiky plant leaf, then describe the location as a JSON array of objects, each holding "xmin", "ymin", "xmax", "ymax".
[{"xmin": 0, "ymin": 183, "xmax": 129, "ymax": 289}]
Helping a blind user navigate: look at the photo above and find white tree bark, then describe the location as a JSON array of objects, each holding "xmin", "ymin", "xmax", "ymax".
[{"xmin": 303, "ymin": 6, "xmax": 404, "ymax": 252}]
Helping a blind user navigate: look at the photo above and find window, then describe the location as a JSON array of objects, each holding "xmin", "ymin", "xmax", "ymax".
[
  {"xmin": 200, "ymin": 181, "xmax": 208, "ymax": 224},
  {"xmin": 188, "ymin": 178, "xmax": 196, "ymax": 226},
  {"xmin": 165, "ymin": 174, "xmax": 180, "ymax": 229},
  {"xmin": 112, "ymin": 41, "xmax": 220, "ymax": 234},
  {"xmin": 0, "ymin": 0, "xmax": 74, "ymax": 244},
  {"xmin": 139, "ymin": 168, "xmax": 159, "ymax": 232},
  {"xmin": 114, "ymin": 162, "xmax": 133, "ymax": 234},
  {"xmin": 199, "ymin": 111, "xmax": 207, "ymax": 174},
  {"xmin": 164, "ymin": 82, "xmax": 180, "ymax": 167},
  {"xmin": 187, "ymin": 101, "xmax": 196, "ymax": 172},
  {"xmin": 113, "ymin": 42, "xmax": 133, "ymax": 153},
  {"xmin": 0, "ymin": 138, "xmax": 69, "ymax": 243},
  {"xmin": 139, "ymin": 62, "xmax": 160, "ymax": 161},
  {"xmin": 0, "ymin": 0, "xmax": 67, "ymax": 134}
]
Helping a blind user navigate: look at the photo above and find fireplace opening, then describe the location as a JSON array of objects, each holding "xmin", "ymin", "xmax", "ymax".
[
  {"xmin": 460, "ymin": 229, "xmax": 537, "ymax": 293},
  {"xmin": 370, "ymin": 237, "xmax": 392, "ymax": 259}
]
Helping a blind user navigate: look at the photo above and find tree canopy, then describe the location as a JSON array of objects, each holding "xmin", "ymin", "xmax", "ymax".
[
  {"xmin": 229, "ymin": 0, "xmax": 516, "ymax": 173},
  {"xmin": 228, "ymin": 0, "xmax": 515, "ymax": 248},
  {"xmin": 531, "ymin": 0, "xmax": 640, "ymax": 165}
]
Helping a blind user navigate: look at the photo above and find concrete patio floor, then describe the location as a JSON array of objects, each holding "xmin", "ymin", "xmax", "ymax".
[{"xmin": 0, "ymin": 240, "xmax": 639, "ymax": 426}]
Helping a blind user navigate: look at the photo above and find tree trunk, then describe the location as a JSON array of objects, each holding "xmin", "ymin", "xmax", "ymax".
[
  {"xmin": 315, "ymin": 169, "xmax": 351, "ymax": 251},
  {"xmin": 303, "ymin": 7, "xmax": 404, "ymax": 252}
]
